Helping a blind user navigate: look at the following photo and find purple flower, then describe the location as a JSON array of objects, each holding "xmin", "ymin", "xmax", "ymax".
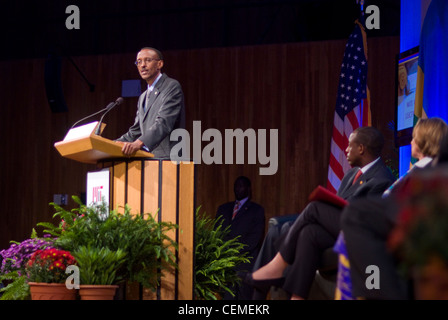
[{"xmin": 0, "ymin": 237, "xmax": 54, "ymax": 275}]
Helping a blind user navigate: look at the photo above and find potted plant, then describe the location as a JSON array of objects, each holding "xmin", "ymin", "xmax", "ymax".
[
  {"xmin": 39, "ymin": 196, "xmax": 178, "ymax": 295},
  {"xmin": 0, "ymin": 232, "xmax": 54, "ymax": 300},
  {"xmin": 72, "ymin": 245, "xmax": 126, "ymax": 300},
  {"xmin": 25, "ymin": 248, "xmax": 77, "ymax": 300},
  {"xmin": 194, "ymin": 207, "xmax": 250, "ymax": 300}
]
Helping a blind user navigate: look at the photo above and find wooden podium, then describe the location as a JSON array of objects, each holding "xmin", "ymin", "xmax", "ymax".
[
  {"xmin": 54, "ymin": 130, "xmax": 152, "ymax": 164},
  {"xmin": 54, "ymin": 126, "xmax": 195, "ymax": 300}
]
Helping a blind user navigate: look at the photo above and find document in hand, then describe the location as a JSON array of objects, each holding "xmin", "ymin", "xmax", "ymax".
[{"xmin": 308, "ymin": 185, "xmax": 348, "ymax": 208}]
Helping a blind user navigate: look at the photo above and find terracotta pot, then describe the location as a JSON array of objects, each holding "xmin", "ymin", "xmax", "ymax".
[
  {"xmin": 79, "ymin": 284, "xmax": 119, "ymax": 300},
  {"xmin": 28, "ymin": 282, "xmax": 77, "ymax": 300}
]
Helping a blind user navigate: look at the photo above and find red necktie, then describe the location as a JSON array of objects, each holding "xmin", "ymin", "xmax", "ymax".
[
  {"xmin": 352, "ymin": 169, "xmax": 362, "ymax": 185},
  {"xmin": 232, "ymin": 201, "xmax": 240, "ymax": 220}
]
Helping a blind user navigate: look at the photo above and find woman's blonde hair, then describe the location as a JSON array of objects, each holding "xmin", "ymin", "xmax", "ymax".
[{"xmin": 413, "ymin": 117, "xmax": 448, "ymax": 158}]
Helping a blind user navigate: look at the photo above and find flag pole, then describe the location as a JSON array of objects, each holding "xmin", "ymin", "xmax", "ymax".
[
  {"xmin": 356, "ymin": 0, "xmax": 365, "ymax": 13},
  {"xmin": 357, "ymin": 0, "xmax": 365, "ymax": 127}
]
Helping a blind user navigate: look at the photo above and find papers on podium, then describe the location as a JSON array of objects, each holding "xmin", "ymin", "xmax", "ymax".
[{"xmin": 63, "ymin": 121, "xmax": 104, "ymax": 141}]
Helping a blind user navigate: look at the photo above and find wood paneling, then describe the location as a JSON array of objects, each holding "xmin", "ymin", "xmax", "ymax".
[
  {"xmin": 178, "ymin": 162, "xmax": 195, "ymax": 300},
  {"xmin": 0, "ymin": 37, "xmax": 400, "ymax": 255}
]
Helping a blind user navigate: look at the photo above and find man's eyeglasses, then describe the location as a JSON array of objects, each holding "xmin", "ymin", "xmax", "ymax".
[{"xmin": 135, "ymin": 58, "xmax": 160, "ymax": 66}]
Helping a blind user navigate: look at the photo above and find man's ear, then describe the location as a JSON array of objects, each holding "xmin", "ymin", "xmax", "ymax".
[{"xmin": 358, "ymin": 143, "xmax": 366, "ymax": 155}]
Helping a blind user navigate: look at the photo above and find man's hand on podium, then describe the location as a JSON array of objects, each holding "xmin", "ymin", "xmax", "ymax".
[{"xmin": 118, "ymin": 139, "xmax": 144, "ymax": 156}]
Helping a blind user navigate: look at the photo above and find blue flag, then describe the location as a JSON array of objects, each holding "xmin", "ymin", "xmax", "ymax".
[{"xmin": 414, "ymin": 0, "xmax": 448, "ymax": 122}]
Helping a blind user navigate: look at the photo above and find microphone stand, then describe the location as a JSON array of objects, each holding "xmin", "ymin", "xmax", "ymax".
[
  {"xmin": 95, "ymin": 106, "xmax": 113, "ymax": 136},
  {"xmin": 70, "ymin": 102, "xmax": 113, "ymax": 129},
  {"xmin": 95, "ymin": 97, "xmax": 124, "ymax": 136}
]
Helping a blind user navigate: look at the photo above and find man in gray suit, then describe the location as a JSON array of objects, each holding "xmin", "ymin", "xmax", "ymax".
[{"xmin": 117, "ymin": 47, "xmax": 185, "ymax": 159}]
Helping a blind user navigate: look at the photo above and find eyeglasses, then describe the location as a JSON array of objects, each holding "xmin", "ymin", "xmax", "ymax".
[{"xmin": 134, "ymin": 58, "xmax": 160, "ymax": 66}]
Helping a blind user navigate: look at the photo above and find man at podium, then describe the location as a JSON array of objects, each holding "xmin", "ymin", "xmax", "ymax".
[{"xmin": 117, "ymin": 47, "xmax": 186, "ymax": 159}]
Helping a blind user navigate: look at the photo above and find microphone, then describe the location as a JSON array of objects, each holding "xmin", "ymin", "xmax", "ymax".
[
  {"xmin": 95, "ymin": 97, "xmax": 124, "ymax": 136},
  {"xmin": 70, "ymin": 101, "xmax": 115, "ymax": 129}
]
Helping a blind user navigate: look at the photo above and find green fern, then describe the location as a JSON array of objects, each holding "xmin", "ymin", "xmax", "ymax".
[
  {"xmin": 72, "ymin": 246, "xmax": 127, "ymax": 285},
  {"xmin": 194, "ymin": 207, "xmax": 250, "ymax": 300},
  {"xmin": 38, "ymin": 196, "xmax": 178, "ymax": 291},
  {"xmin": 0, "ymin": 271, "xmax": 30, "ymax": 300}
]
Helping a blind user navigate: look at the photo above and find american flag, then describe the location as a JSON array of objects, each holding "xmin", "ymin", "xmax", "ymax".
[{"xmin": 327, "ymin": 20, "xmax": 371, "ymax": 193}]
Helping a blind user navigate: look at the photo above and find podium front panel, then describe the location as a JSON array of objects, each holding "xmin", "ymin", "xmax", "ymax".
[{"xmin": 103, "ymin": 159, "xmax": 195, "ymax": 300}]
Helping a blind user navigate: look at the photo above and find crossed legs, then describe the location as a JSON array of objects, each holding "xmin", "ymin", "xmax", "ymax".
[{"xmin": 250, "ymin": 201, "xmax": 341, "ymax": 299}]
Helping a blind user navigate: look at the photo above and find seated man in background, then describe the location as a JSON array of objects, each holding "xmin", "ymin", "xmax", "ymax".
[
  {"xmin": 216, "ymin": 176, "xmax": 266, "ymax": 300},
  {"xmin": 245, "ymin": 126, "xmax": 395, "ymax": 299},
  {"xmin": 340, "ymin": 117, "xmax": 448, "ymax": 300}
]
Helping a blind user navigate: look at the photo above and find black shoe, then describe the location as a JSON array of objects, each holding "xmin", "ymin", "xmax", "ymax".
[{"xmin": 244, "ymin": 273, "xmax": 285, "ymax": 293}]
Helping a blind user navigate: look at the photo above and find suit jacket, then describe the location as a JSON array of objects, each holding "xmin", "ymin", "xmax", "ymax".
[
  {"xmin": 341, "ymin": 158, "xmax": 434, "ymax": 299},
  {"xmin": 216, "ymin": 200, "xmax": 266, "ymax": 272},
  {"xmin": 117, "ymin": 73, "xmax": 186, "ymax": 159},
  {"xmin": 277, "ymin": 158, "xmax": 396, "ymax": 297},
  {"xmin": 337, "ymin": 158, "xmax": 396, "ymax": 201},
  {"xmin": 279, "ymin": 158, "xmax": 395, "ymax": 262}
]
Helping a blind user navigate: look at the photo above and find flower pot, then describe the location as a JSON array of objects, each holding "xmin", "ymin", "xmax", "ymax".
[
  {"xmin": 28, "ymin": 282, "xmax": 77, "ymax": 300},
  {"xmin": 79, "ymin": 284, "xmax": 119, "ymax": 300}
]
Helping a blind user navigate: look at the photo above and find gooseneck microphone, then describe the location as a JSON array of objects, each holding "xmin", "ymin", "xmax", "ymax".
[
  {"xmin": 94, "ymin": 97, "xmax": 124, "ymax": 136},
  {"xmin": 70, "ymin": 100, "xmax": 115, "ymax": 129}
]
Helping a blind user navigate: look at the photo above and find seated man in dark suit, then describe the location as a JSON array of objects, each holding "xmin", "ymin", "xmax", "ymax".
[
  {"xmin": 216, "ymin": 176, "xmax": 266, "ymax": 300},
  {"xmin": 340, "ymin": 117, "xmax": 448, "ymax": 300},
  {"xmin": 245, "ymin": 126, "xmax": 395, "ymax": 299}
]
